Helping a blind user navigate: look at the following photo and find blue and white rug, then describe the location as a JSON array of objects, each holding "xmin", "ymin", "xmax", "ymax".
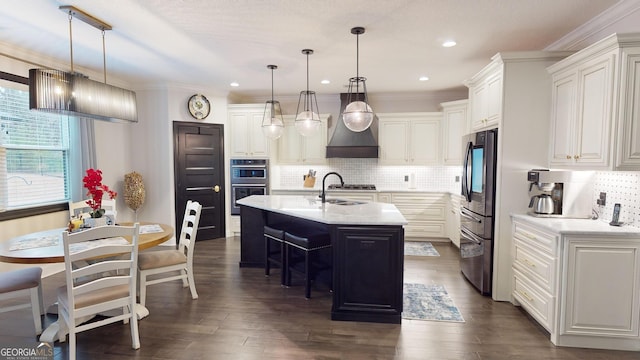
[
  {"xmin": 404, "ymin": 241, "xmax": 440, "ymax": 257},
  {"xmin": 403, "ymin": 283, "xmax": 465, "ymax": 322}
]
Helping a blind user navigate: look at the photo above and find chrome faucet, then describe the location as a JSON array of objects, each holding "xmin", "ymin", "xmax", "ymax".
[{"xmin": 320, "ymin": 172, "xmax": 344, "ymax": 203}]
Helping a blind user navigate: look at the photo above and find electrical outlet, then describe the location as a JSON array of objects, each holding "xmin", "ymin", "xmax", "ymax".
[{"xmin": 597, "ymin": 192, "xmax": 606, "ymax": 206}]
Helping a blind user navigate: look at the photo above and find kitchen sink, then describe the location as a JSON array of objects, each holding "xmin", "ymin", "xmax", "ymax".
[{"xmin": 325, "ymin": 198, "xmax": 365, "ymax": 206}]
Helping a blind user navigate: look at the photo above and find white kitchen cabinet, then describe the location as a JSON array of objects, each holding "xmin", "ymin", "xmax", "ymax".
[
  {"xmin": 379, "ymin": 192, "xmax": 446, "ymax": 239},
  {"xmin": 441, "ymin": 100, "xmax": 468, "ymax": 165},
  {"xmin": 228, "ymin": 104, "xmax": 270, "ymax": 158},
  {"xmin": 547, "ymin": 33, "xmax": 640, "ymax": 170},
  {"xmin": 377, "ymin": 112, "xmax": 441, "ymax": 165},
  {"xmin": 465, "ymin": 62, "xmax": 502, "ymax": 131},
  {"xmin": 511, "ymin": 215, "xmax": 640, "ymax": 351},
  {"xmin": 275, "ymin": 114, "xmax": 328, "ymax": 165},
  {"xmin": 548, "ymin": 51, "xmax": 615, "ymax": 167},
  {"xmin": 561, "ymin": 237, "xmax": 640, "ymax": 347},
  {"xmin": 446, "ymin": 193, "xmax": 462, "ymax": 247},
  {"xmin": 511, "ymin": 219, "xmax": 558, "ymax": 332}
]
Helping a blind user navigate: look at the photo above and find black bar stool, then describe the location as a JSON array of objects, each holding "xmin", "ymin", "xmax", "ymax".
[
  {"xmin": 264, "ymin": 225, "xmax": 286, "ymax": 285},
  {"xmin": 284, "ymin": 230, "xmax": 332, "ymax": 299}
]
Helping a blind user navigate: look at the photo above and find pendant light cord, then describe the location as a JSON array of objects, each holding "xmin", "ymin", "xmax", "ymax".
[
  {"xmin": 305, "ymin": 51, "xmax": 310, "ymax": 111},
  {"xmin": 68, "ymin": 12, "xmax": 74, "ymax": 73},
  {"xmin": 356, "ymin": 32, "xmax": 359, "ymax": 95},
  {"xmin": 102, "ymin": 30, "xmax": 107, "ymax": 83}
]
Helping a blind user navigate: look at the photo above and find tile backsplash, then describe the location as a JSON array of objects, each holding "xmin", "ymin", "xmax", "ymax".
[
  {"xmin": 593, "ymin": 171, "xmax": 640, "ymax": 226},
  {"xmin": 271, "ymin": 159, "xmax": 462, "ymax": 193},
  {"xmin": 273, "ymin": 163, "xmax": 640, "ymax": 226}
]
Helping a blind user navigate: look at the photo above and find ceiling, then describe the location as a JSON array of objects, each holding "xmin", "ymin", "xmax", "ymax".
[{"xmin": 0, "ymin": 0, "xmax": 622, "ymax": 98}]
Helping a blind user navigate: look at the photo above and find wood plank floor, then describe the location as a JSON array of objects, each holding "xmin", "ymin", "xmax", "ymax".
[{"xmin": 1, "ymin": 237, "xmax": 638, "ymax": 359}]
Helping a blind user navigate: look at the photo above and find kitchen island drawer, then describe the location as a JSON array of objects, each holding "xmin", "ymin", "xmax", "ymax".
[
  {"xmin": 514, "ymin": 238, "xmax": 556, "ymax": 293},
  {"xmin": 513, "ymin": 267, "xmax": 555, "ymax": 332},
  {"xmin": 513, "ymin": 219, "xmax": 558, "ymax": 256}
]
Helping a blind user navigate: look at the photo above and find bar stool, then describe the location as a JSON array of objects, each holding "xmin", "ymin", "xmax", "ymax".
[
  {"xmin": 264, "ymin": 225, "xmax": 286, "ymax": 285},
  {"xmin": 284, "ymin": 230, "xmax": 332, "ymax": 299}
]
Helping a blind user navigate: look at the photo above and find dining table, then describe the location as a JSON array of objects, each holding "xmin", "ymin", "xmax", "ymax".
[{"xmin": 0, "ymin": 222, "xmax": 174, "ymax": 343}]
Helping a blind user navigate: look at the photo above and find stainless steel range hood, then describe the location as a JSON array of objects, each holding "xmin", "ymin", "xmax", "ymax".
[{"xmin": 326, "ymin": 93, "xmax": 378, "ymax": 158}]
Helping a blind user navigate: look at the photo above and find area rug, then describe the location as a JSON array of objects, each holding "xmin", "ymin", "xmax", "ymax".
[
  {"xmin": 404, "ymin": 241, "xmax": 440, "ymax": 257},
  {"xmin": 403, "ymin": 283, "xmax": 465, "ymax": 322}
]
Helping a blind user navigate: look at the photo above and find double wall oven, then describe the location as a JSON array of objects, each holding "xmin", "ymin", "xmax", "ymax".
[
  {"xmin": 230, "ymin": 159, "xmax": 268, "ymax": 215},
  {"xmin": 460, "ymin": 128, "xmax": 497, "ymax": 296}
]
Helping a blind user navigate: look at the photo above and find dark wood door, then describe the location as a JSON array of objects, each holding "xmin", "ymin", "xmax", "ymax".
[{"xmin": 173, "ymin": 122, "xmax": 225, "ymax": 241}]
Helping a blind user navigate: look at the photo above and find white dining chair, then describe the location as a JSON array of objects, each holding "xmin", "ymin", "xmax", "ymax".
[
  {"xmin": 0, "ymin": 267, "xmax": 44, "ymax": 335},
  {"xmin": 137, "ymin": 200, "xmax": 202, "ymax": 307},
  {"xmin": 57, "ymin": 223, "xmax": 140, "ymax": 360}
]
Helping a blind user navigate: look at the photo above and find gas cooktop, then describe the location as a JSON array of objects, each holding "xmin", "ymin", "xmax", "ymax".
[{"xmin": 327, "ymin": 184, "xmax": 377, "ymax": 190}]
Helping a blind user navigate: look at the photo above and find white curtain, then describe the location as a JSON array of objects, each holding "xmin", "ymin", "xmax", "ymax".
[{"xmin": 70, "ymin": 117, "xmax": 96, "ymax": 201}]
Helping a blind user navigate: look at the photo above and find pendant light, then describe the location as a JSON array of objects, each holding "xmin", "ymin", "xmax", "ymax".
[
  {"xmin": 262, "ymin": 65, "xmax": 284, "ymax": 140},
  {"xmin": 295, "ymin": 49, "xmax": 321, "ymax": 137},
  {"xmin": 29, "ymin": 5, "xmax": 137, "ymax": 123},
  {"xmin": 343, "ymin": 26, "xmax": 374, "ymax": 132}
]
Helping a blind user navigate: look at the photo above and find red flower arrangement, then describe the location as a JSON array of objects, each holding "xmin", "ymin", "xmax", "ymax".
[{"xmin": 83, "ymin": 168, "xmax": 117, "ymax": 218}]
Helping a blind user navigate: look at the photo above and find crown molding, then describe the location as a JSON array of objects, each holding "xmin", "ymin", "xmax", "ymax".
[{"xmin": 545, "ymin": 0, "xmax": 640, "ymax": 51}]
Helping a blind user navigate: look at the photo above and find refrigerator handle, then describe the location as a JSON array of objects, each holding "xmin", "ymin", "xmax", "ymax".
[
  {"xmin": 462, "ymin": 141, "xmax": 473, "ymax": 202},
  {"xmin": 460, "ymin": 226, "xmax": 483, "ymax": 245},
  {"xmin": 460, "ymin": 207, "xmax": 482, "ymax": 223}
]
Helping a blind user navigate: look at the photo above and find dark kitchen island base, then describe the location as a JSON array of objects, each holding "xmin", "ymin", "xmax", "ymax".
[{"xmin": 239, "ymin": 202, "xmax": 405, "ymax": 324}]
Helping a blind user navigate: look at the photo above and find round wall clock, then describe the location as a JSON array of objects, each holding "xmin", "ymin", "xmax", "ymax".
[{"xmin": 188, "ymin": 94, "xmax": 210, "ymax": 119}]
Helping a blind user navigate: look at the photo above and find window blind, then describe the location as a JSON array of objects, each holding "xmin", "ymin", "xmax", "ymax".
[{"xmin": 0, "ymin": 81, "xmax": 71, "ymax": 210}]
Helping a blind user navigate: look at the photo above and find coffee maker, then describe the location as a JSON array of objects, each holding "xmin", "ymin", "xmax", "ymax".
[{"xmin": 527, "ymin": 170, "xmax": 594, "ymax": 218}]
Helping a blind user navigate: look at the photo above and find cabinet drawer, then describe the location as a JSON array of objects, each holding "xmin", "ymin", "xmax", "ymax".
[
  {"xmin": 514, "ymin": 239, "xmax": 556, "ymax": 294},
  {"xmin": 513, "ymin": 268, "xmax": 555, "ymax": 332},
  {"xmin": 396, "ymin": 205, "xmax": 445, "ymax": 221},
  {"xmin": 513, "ymin": 220, "xmax": 557, "ymax": 256},
  {"xmin": 391, "ymin": 193, "xmax": 445, "ymax": 204},
  {"xmin": 405, "ymin": 222, "xmax": 446, "ymax": 238}
]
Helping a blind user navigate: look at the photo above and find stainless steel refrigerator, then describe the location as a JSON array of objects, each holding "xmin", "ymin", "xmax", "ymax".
[{"xmin": 460, "ymin": 128, "xmax": 497, "ymax": 296}]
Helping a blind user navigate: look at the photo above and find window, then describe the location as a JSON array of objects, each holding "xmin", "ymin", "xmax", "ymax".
[{"xmin": 0, "ymin": 72, "xmax": 71, "ymax": 211}]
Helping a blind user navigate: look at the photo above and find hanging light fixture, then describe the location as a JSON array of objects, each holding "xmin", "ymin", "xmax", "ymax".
[
  {"xmin": 262, "ymin": 65, "xmax": 284, "ymax": 140},
  {"xmin": 295, "ymin": 49, "xmax": 321, "ymax": 137},
  {"xmin": 29, "ymin": 5, "xmax": 137, "ymax": 123},
  {"xmin": 343, "ymin": 26, "xmax": 373, "ymax": 132}
]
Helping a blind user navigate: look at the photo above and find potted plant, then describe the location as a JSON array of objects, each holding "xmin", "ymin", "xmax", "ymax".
[{"xmin": 82, "ymin": 168, "xmax": 117, "ymax": 227}]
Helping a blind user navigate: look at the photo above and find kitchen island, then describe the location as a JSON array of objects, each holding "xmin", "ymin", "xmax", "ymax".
[{"xmin": 237, "ymin": 195, "xmax": 408, "ymax": 323}]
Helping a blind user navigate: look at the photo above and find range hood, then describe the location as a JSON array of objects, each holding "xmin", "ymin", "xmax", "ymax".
[{"xmin": 326, "ymin": 93, "xmax": 379, "ymax": 158}]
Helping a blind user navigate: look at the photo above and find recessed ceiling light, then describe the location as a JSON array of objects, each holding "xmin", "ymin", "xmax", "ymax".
[
  {"xmin": 230, "ymin": 82, "xmax": 239, "ymax": 87},
  {"xmin": 321, "ymin": 79, "xmax": 330, "ymax": 85},
  {"xmin": 419, "ymin": 76, "xmax": 429, "ymax": 81},
  {"xmin": 442, "ymin": 40, "xmax": 457, "ymax": 48}
]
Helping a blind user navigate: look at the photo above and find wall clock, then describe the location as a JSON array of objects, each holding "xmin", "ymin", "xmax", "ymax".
[{"xmin": 188, "ymin": 94, "xmax": 210, "ymax": 120}]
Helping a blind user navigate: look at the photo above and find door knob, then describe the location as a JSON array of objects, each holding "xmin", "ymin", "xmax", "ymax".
[{"xmin": 213, "ymin": 185, "xmax": 220, "ymax": 192}]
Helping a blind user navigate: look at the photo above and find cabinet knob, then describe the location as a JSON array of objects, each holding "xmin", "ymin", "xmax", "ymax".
[
  {"xmin": 574, "ymin": 155, "xmax": 580, "ymax": 160},
  {"xmin": 566, "ymin": 155, "xmax": 572, "ymax": 159}
]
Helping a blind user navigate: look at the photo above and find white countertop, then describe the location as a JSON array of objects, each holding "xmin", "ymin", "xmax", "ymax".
[
  {"xmin": 237, "ymin": 195, "xmax": 408, "ymax": 226},
  {"xmin": 270, "ymin": 187, "xmax": 457, "ymax": 194},
  {"xmin": 511, "ymin": 213, "xmax": 640, "ymax": 237}
]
